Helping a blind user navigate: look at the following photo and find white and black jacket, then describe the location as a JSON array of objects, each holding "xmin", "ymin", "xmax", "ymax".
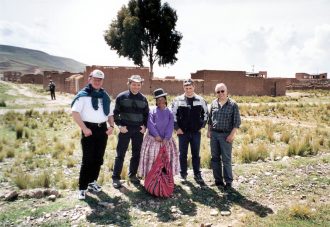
[{"xmin": 171, "ymin": 94, "xmax": 208, "ymax": 133}]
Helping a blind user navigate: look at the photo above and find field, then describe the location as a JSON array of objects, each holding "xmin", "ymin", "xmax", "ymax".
[{"xmin": 0, "ymin": 80, "xmax": 329, "ymax": 226}]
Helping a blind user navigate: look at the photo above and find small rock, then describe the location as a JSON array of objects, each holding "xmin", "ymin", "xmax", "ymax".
[
  {"xmin": 282, "ymin": 156, "xmax": 289, "ymax": 161},
  {"xmin": 220, "ymin": 210, "xmax": 231, "ymax": 216},
  {"xmin": 48, "ymin": 195, "xmax": 56, "ymax": 201},
  {"xmin": 264, "ymin": 172, "xmax": 272, "ymax": 176},
  {"xmin": 210, "ymin": 209, "xmax": 218, "ymax": 216},
  {"xmin": 4, "ymin": 191, "xmax": 18, "ymax": 201}
]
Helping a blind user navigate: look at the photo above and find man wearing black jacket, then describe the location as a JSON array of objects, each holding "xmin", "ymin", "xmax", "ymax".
[
  {"xmin": 171, "ymin": 79, "xmax": 208, "ymax": 185},
  {"xmin": 112, "ymin": 75, "xmax": 149, "ymax": 188}
]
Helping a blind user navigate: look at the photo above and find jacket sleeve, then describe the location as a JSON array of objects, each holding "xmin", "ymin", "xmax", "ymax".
[
  {"xmin": 147, "ymin": 110, "xmax": 159, "ymax": 137},
  {"xmin": 165, "ymin": 110, "xmax": 174, "ymax": 139},
  {"xmin": 143, "ymin": 98, "xmax": 149, "ymax": 127},
  {"xmin": 201, "ymin": 98, "xmax": 208, "ymax": 128},
  {"xmin": 113, "ymin": 96, "xmax": 122, "ymax": 126},
  {"xmin": 171, "ymin": 98, "xmax": 179, "ymax": 130}
]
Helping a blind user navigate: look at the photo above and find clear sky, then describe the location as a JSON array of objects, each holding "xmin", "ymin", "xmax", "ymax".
[{"xmin": 1, "ymin": 0, "xmax": 329, "ymax": 78}]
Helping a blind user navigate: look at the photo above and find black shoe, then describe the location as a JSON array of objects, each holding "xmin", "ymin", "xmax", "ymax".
[
  {"xmin": 180, "ymin": 175, "xmax": 187, "ymax": 183},
  {"xmin": 112, "ymin": 179, "xmax": 122, "ymax": 189},
  {"xmin": 224, "ymin": 183, "xmax": 232, "ymax": 190},
  {"xmin": 194, "ymin": 174, "xmax": 206, "ymax": 186},
  {"xmin": 215, "ymin": 181, "xmax": 225, "ymax": 187},
  {"xmin": 129, "ymin": 175, "xmax": 140, "ymax": 184}
]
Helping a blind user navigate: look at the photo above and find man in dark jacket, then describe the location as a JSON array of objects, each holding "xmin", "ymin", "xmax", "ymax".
[
  {"xmin": 48, "ymin": 80, "xmax": 56, "ymax": 100},
  {"xmin": 112, "ymin": 75, "xmax": 149, "ymax": 188},
  {"xmin": 171, "ymin": 79, "xmax": 208, "ymax": 185}
]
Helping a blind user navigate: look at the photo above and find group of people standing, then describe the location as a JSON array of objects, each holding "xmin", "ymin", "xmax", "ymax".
[{"xmin": 71, "ymin": 69, "xmax": 241, "ymax": 200}]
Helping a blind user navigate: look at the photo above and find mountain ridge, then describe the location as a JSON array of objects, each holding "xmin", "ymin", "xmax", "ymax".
[{"xmin": 0, "ymin": 44, "xmax": 86, "ymax": 74}]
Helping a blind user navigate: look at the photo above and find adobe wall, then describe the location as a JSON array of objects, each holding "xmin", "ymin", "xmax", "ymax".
[
  {"xmin": 85, "ymin": 66, "xmax": 150, "ymax": 98},
  {"xmin": 191, "ymin": 70, "xmax": 286, "ymax": 96},
  {"xmin": 150, "ymin": 79, "xmax": 204, "ymax": 96},
  {"xmin": 20, "ymin": 74, "xmax": 43, "ymax": 84},
  {"xmin": 65, "ymin": 74, "xmax": 84, "ymax": 94},
  {"xmin": 3, "ymin": 71, "xmax": 22, "ymax": 82},
  {"xmin": 43, "ymin": 71, "xmax": 76, "ymax": 92}
]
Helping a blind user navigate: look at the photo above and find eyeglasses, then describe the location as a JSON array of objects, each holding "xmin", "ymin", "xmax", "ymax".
[{"xmin": 216, "ymin": 90, "xmax": 225, "ymax": 94}]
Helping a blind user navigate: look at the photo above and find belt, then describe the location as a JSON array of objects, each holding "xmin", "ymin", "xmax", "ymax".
[
  {"xmin": 212, "ymin": 129, "xmax": 230, "ymax": 133},
  {"xmin": 84, "ymin": 121, "xmax": 107, "ymax": 128}
]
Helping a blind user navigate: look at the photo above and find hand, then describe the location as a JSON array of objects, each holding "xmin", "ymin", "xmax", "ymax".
[
  {"xmin": 176, "ymin": 128, "xmax": 184, "ymax": 135},
  {"xmin": 226, "ymin": 133, "xmax": 235, "ymax": 143},
  {"xmin": 82, "ymin": 128, "xmax": 92, "ymax": 137},
  {"xmin": 155, "ymin": 136, "xmax": 162, "ymax": 142},
  {"xmin": 106, "ymin": 127, "xmax": 113, "ymax": 135},
  {"xmin": 119, "ymin": 126, "xmax": 128, "ymax": 133},
  {"xmin": 140, "ymin": 125, "xmax": 146, "ymax": 134},
  {"xmin": 207, "ymin": 131, "xmax": 211, "ymax": 138}
]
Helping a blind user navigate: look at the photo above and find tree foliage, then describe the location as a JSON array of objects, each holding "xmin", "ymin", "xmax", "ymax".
[{"xmin": 104, "ymin": 0, "xmax": 182, "ymax": 77}]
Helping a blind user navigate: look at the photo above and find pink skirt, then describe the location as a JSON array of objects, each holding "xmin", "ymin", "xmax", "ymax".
[{"xmin": 138, "ymin": 134, "xmax": 180, "ymax": 178}]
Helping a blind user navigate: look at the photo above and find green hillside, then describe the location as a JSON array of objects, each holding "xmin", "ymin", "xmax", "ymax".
[{"xmin": 0, "ymin": 45, "xmax": 86, "ymax": 73}]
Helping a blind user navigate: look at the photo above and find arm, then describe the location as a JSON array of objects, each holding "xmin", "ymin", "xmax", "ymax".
[
  {"xmin": 72, "ymin": 111, "xmax": 92, "ymax": 137},
  {"xmin": 141, "ymin": 97, "xmax": 149, "ymax": 133},
  {"xmin": 201, "ymin": 98, "xmax": 208, "ymax": 128},
  {"xmin": 106, "ymin": 115, "xmax": 114, "ymax": 135},
  {"xmin": 164, "ymin": 110, "xmax": 174, "ymax": 140},
  {"xmin": 226, "ymin": 103, "xmax": 241, "ymax": 143},
  {"xmin": 147, "ymin": 111, "xmax": 160, "ymax": 138}
]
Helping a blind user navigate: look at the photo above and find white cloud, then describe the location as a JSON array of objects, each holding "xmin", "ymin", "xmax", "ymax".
[{"xmin": 0, "ymin": 0, "xmax": 329, "ymax": 78}]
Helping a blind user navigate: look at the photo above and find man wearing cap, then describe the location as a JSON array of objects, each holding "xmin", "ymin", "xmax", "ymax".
[
  {"xmin": 71, "ymin": 69, "xmax": 114, "ymax": 200},
  {"xmin": 112, "ymin": 75, "xmax": 149, "ymax": 188},
  {"xmin": 171, "ymin": 79, "xmax": 208, "ymax": 185}
]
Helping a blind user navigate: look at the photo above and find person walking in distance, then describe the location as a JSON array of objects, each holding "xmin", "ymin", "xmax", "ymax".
[
  {"xmin": 171, "ymin": 79, "xmax": 208, "ymax": 185},
  {"xmin": 71, "ymin": 69, "xmax": 114, "ymax": 199},
  {"xmin": 112, "ymin": 75, "xmax": 149, "ymax": 189},
  {"xmin": 48, "ymin": 80, "xmax": 56, "ymax": 100}
]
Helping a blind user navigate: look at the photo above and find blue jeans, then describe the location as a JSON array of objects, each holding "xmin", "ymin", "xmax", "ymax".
[
  {"xmin": 178, "ymin": 131, "xmax": 201, "ymax": 177},
  {"xmin": 210, "ymin": 131, "xmax": 233, "ymax": 184}
]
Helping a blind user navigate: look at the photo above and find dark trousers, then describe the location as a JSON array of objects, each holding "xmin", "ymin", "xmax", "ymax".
[
  {"xmin": 50, "ymin": 90, "xmax": 56, "ymax": 100},
  {"xmin": 210, "ymin": 131, "xmax": 233, "ymax": 184},
  {"xmin": 79, "ymin": 123, "xmax": 108, "ymax": 190},
  {"xmin": 178, "ymin": 131, "xmax": 201, "ymax": 177},
  {"xmin": 112, "ymin": 127, "xmax": 144, "ymax": 180}
]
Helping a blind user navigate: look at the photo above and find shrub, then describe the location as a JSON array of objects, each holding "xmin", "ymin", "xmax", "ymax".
[
  {"xmin": 289, "ymin": 204, "xmax": 313, "ymax": 220},
  {"xmin": 15, "ymin": 124, "xmax": 24, "ymax": 139},
  {"xmin": 32, "ymin": 171, "xmax": 51, "ymax": 188},
  {"xmin": 0, "ymin": 100, "xmax": 6, "ymax": 107},
  {"xmin": 14, "ymin": 172, "xmax": 31, "ymax": 189}
]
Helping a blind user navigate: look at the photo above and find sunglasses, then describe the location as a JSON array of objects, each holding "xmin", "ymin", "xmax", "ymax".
[{"xmin": 216, "ymin": 90, "xmax": 225, "ymax": 94}]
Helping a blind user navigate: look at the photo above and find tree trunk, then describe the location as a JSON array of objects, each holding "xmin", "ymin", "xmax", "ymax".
[{"xmin": 149, "ymin": 62, "xmax": 154, "ymax": 79}]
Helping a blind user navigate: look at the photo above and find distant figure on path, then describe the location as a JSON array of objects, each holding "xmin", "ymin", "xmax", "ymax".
[
  {"xmin": 207, "ymin": 83, "xmax": 241, "ymax": 190},
  {"xmin": 71, "ymin": 69, "xmax": 114, "ymax": 200},
  {"xmin": 48, "ymin": 80, "xmax": 56, "ymax": 100}
]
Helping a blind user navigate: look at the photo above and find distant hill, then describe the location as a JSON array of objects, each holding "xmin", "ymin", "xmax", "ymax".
[{"xmin": 0, "ymin": 45, "xmax": 86, "ymax": 74}]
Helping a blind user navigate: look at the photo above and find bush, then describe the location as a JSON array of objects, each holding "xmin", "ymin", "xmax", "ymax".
[
  {"xmin": 0, "ymin": 100, "xmax": 6, "ymax": 107},
  {"xmin": 289, "ymin": 204, "xmax": 313, "ymax": 220}
]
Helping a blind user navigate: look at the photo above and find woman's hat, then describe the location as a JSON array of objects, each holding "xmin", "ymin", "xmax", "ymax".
[{"xmin": 153, "ymin": 88, "xmax": 167, "ymax": 99}]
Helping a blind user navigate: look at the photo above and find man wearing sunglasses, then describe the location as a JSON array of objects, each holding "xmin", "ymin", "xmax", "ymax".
[{"xmin": 207, "ymin": 83, "xmax": 241, "ymax": 190}]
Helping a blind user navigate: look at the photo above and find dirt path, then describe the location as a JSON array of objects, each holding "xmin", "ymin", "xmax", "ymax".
[{"xmin": 0, "ymin": 80, "xmax": 73, "ymax": 115}]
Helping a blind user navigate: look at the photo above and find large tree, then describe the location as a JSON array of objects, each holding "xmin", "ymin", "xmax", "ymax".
[{"xmin": 104, "ymin": 0, "xmax": 182, "ymax": 78}]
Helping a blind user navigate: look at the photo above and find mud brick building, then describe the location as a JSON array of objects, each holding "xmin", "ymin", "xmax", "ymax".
[
  {"xmin": 191, "ymin": 70, "xmax": 286, "ymax": 96},
  {"xmin": 20, "ymin": 74, "xmax": 43, "ymax": 84},
  {"xmin": 3, "ymin": 71, "xmax": 22, "ymax": 82}
]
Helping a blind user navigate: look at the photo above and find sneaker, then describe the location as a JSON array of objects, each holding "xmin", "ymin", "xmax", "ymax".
[
  {"xmin": 129, "ymin": 175, "xmax": 140, "ymax": 184},
  {"xmin": 194, "ymin": 174, "xmax": 206, "ymax": 186},
  {"xmin": 180, "ymin": 175, "xmax": 187, "ymax": 183},
  {"xmin": 78, "ymin": 190, "xmax": 86, "ymax": 200},
  {"xmin": 113, "ymin": 179, "xmax": 122, "ymax": 189},
  {"xmin": 88, "ymin": 181, "xmax": 102, "ymax": 192},
  {"xmin": 215, "ymin": 181, "xmax": 225, "ymax": 187},
  {"xmin": 224, "ymin": 183, "xmax": 232, "ymax": 191}
]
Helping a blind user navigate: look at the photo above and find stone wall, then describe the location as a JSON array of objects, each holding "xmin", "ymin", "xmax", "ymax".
[{"xmin": 20, "ymin": 74, "xmax": 43, "ymax": 84}]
